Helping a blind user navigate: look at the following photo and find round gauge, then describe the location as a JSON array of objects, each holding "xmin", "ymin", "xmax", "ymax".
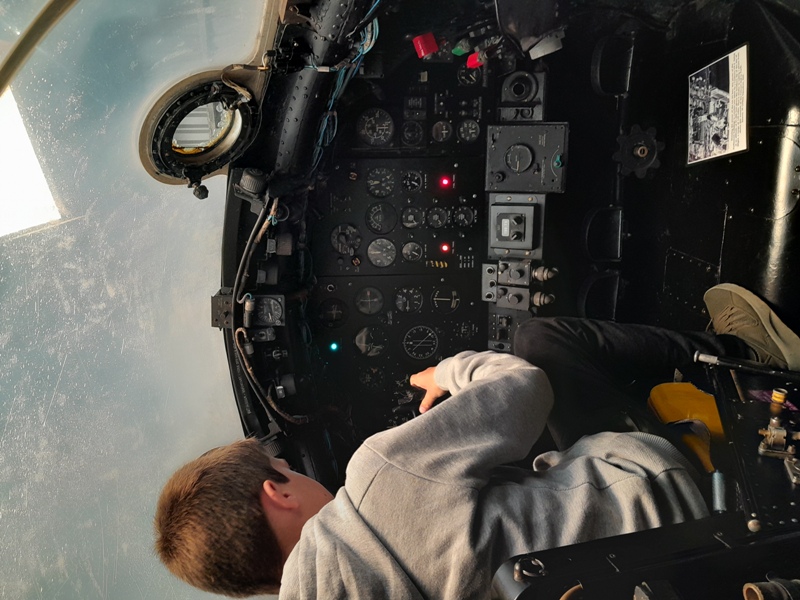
[
  {"xmin": 401, "ymin": 121, "xmax": 424, "ymax": 146},
  {"xmin": 401, "ymin": 206, "xmax": 424, "ymax": 229},
  {"xmin": 359, "ymin": 367, "xmax": 385, "ymax": 389},
  {"xmin": 457, "ymin": 119, "xmax": 480, "ymax": 143},
  {"xmin": 317, "ymin": 298, "xmax": 348, "ymax": 328},
  {"xmin": 330, "ymin": 224, "xmax": 362, "ymax": 255},
  {"xmin": 354, "ymin": 326, "xmax": 387, "ymax": 357},
  {"xmin": 403, "ymin": 325, "xmax": 439, "ymax": 360},
  {"xmin": 401, "ymin": 170, "xmax": 424, "ymax": 192},
  {"xmin": 366, "ymin": 238, "xmax": 397, "ymax": 267},
  {"xmin": 394, "ymin": 287, "xmax": 423, "ymax": 313},
  {"xmin": 257, "ymin": 297, "xmax": 283, "ymax": 325},
  {"xmin": 365, "ymin": 202, "xmax": 398, "ymax": 234},
  {"xmin": 504, "ymin": 143, "xmax": 535, "ymax": 173},
  {"xmin": 431, "ymin": 120, "xmax": 453, "ymax": 143},
  {"xmin": 401, "ymin": 241, "xmax": 424, "ymax": 262},
  {"xmin": 354, "ymin": 287, "xmax": 384, "ymax": 315},
  {"xmin": 453, "ymin": 206, "xmax": 475, "ymax": 227},
  {"xmin": 425, "ymin": 206, "xmax": 448, "ymax": 229},
  {"xmin": 457, "ymin": 63, "xmax": 481, "ymax": 86},
  {"xmin": 431, "ymin": 286, "xmax": 461, "ymax": 313},
  {"xmin": 366, "ymin": 167, "xmax": 396, "ymax": 198},
  {"xmin": 356, "ymin": 108, "xmax": 395, "ymax": 146}
]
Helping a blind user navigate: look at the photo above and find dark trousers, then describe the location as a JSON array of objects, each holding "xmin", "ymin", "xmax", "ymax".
[{"xmin": 512, "ymin": 318, "xmax": 749, "ymax": 450}]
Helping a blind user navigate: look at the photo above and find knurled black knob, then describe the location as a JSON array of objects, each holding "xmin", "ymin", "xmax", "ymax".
[{"xmin": 239, "ymin": 168, "xmax": 268, "ymax": 195}]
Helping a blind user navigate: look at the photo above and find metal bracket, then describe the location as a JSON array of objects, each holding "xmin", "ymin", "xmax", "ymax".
[
  {"xmin": 279, "ymin": 0, "xmax": 313, "ymax": 25},
  {"xmin": 211, "ymin": 289, "xmax": 234, "ymax": 329},
  {"xmin": 785, "ymin": 457, "xmax": 800, "ymax": 484}
]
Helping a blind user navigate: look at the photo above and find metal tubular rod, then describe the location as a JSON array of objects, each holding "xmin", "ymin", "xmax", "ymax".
[{"xmin": 0, "ymin": 0, "xmax": 81, "ymax": 94}]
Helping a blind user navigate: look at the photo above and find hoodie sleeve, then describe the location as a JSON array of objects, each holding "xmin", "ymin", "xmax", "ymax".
[{"xmin": 362, "ymin": 350, "xmax": 553, "ymax": 489}]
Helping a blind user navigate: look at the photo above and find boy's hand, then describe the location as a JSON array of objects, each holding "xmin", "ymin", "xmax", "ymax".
[{"xmin": 409, "ymin": 366, "xmax": 447, "ymax": 413}]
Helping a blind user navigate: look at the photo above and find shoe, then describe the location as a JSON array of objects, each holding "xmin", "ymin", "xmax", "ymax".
[{"xmin": 703, "ymin": 283, "xmax": 800, "ymax": 370}]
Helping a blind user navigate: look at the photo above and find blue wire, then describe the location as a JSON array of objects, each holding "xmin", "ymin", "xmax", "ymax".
[
  {"xmin": 364, "ymin": 0, "xmax": 382, "ymax": 21},
  {"xmin": 311, "ymin": 17, "xmax": 379, "ymax": 172}
]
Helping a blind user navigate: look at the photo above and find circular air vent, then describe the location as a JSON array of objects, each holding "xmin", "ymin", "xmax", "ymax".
[{"xmin": 139, "ymin": 73, "xmax": 259, "ymax": 191}]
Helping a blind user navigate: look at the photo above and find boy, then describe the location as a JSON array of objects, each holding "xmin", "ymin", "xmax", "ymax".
[{"xmin": 155, "ymin": 284, "xmax": 800, "ymax": 598}]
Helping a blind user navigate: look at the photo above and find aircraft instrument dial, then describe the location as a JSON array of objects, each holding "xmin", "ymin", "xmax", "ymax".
[
  {"xmin": 402, "ymin": 325, "xmax": 439, "ymax": 360},
  {"xmin": 317, "ymin": 298, "xmax": 348, "ymax": 327},
  {"xmin": 401, "ymin": 241, "xmax": 423, "ymax": 262},
  {"xmin": 504, "ymin": 144, "xmax": 535, "ymax": 174},
  {"xmin": 256, "ymin": 297, "xmax": 283, "ymax": 326},
  {"xmin": 354, "ymin": 326, "xmax": 387, "ymax": 357},
  {"xmin": 366, "ymin": 238, "xmax": 397, "ymax": 267},
  {"xmin": 401, "ymin": 206, "xmax": 424, "ymax": 229},
  {"xmin": 365, "ymin": 202, "xmax": 398, "ymax": 234},
  {"xmin": 366, "ymin": 167, "xmax": 396, "ymax": 198},
  {"xmin": 354, "ymin": 287, "xmax": 384, "ymax": 315},
  {"xmin": 453, "ymin": 206, "xmax": 475, "ymax": 227},
  {"xmin": 330, "ymin": 224, "xmax": 362, "ymax": 255},
  {"xmin": 357, "ymin": 108, "xmax": 395, "ymax": 146},
  {"xmin": 431, "ymin": 286, "xmax": 461, "ymax": 313},
  {"xmin": 401, "ymin": 121, "xmax": 424, "ymax": 146},
  {"xmin": 431, "ymin": 120, "xmax": 453, "ymax": 143},
  {"xmin": 457, "ymin": 119, "xmax": 480, "ymax": 143},
  {"xmin": 359, "ymin": 366, "xmax": 385, "ymax": 389},
  {"xmin": 457, "ymin": 64, "xmax": 481, "ymax": 86},
  {"xmin": 401, "ymin": 170, "xmax": 424, "ymax": 192},
  {"xmin": 394, "ymin": 287, "xmax": 423, "ymax": 313},
  {"xmin": 425, "ymin": 207, "xmax": 448, "ymax": 229}
]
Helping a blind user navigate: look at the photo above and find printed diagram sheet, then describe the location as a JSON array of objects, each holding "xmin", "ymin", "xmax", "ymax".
[{"xmin": 688, "ymin": 45, "xmax": 748, "ymax": 164}]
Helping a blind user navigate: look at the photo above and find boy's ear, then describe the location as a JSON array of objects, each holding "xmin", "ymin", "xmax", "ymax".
[{"xmin": 261, "ymin": 480, "xmax": 300, "ymax": 511}]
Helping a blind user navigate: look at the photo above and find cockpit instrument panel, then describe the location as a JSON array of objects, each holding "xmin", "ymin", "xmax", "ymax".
[{"xmin": 219, "ymin": 0, "xmax": 556, "ymax": 470}]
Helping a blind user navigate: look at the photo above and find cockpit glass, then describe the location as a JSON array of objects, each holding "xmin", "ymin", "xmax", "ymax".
[
  {"xmin": 0, "ymin": 1, "xmax": 275, "ymax": 597},
  {"xmin": 0, "ymin": 1, "xmax": 50, "ymax": 64}
]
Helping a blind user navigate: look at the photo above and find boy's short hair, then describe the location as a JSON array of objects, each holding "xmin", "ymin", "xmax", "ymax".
[{"xmin": 154, "ymin": 438, "xmax": 289, "ymax": 596}]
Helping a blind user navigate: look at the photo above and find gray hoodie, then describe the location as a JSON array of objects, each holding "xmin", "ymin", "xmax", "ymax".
[{"xmin": 279, "ymin": 351, "xmax": 708, "ymax": 599}]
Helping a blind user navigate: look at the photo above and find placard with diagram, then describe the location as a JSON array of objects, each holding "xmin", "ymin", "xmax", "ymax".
[{"xmin": 688, "ymin": 45, "xmax": 748, "ymax": 164}]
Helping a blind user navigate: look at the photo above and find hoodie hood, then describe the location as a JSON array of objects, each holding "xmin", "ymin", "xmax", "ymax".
[{"xmin": 279, "ymin": 490, "xmax": 424, "ymax": 600}]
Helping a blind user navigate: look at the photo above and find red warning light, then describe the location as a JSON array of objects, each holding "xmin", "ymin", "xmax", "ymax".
[
  {"xmin": 439, "ymin": 175, "xmax": 452, "ymax": 188},
  {"xmin": 440, "ymin": 242, "xmax": 451, "ymax": 253}
]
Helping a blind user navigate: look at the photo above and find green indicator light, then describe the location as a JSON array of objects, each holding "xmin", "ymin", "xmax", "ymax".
[{"xmin": 330, "ymin": 342, "xmax": 339, "ymax": 351}]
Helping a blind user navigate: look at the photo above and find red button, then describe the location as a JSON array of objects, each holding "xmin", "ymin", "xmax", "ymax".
[
  {"xmin": 413, "ymin": 32, "xmax": 439, "ymax": 59},
  {"xmin": 466, "ymin": 52, "xmax": 484, "ymax": 69}
]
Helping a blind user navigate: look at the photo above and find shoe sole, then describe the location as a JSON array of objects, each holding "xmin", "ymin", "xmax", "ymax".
[{"xmin": 704, "ymin": 283, "xmax": 800, "ymax": 371}]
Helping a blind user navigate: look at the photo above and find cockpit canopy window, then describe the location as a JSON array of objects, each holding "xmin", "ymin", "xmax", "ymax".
[{"xmin": 140, "ymin": 74, "xmax": 261, "ymax": 191}]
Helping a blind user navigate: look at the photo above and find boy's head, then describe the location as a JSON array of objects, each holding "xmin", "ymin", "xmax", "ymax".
[{"xmin": 154, "ymin": 438, "xmax": 333, "ymax": 596}]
